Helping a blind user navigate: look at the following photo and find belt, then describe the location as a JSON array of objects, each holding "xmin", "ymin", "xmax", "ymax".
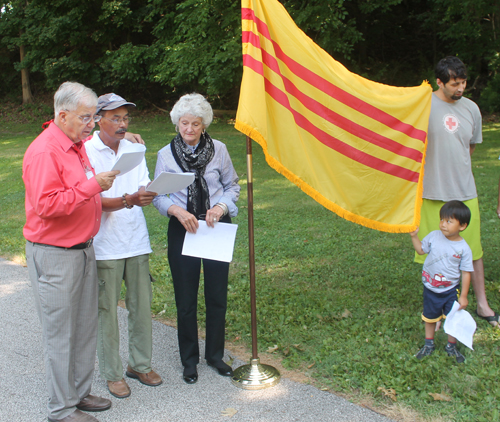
[{"xmin": 30, "ymin": 239, "xmax": 93, "ymax": 250}]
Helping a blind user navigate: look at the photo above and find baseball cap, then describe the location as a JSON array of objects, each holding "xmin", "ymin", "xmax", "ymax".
[{"xmin": 97, "ymin": 93, "xmax": 136, "ymax": 113}]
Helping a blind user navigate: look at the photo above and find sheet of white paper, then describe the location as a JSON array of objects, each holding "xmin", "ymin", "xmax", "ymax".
[
  {"xmin": 146, "ymin": 172, "xmax": 195, "ymax": 195},
  {"xmin": 111, "ymin": 144, "xmax": 145, "ymax": 176},
  {"xmin": 444, "ymin": 301, "xmax": 477, "ymax": 350},
  {"xmin": 182, "ymin": 221, "xmax": 238, "ymax": 263}
]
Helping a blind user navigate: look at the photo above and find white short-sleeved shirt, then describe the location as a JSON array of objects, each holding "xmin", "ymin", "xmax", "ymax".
[
  {"xmin": 85, "ymin": 132, "xmax": 152, "ymax": 260},
  {"xmin": 423, "ymin": 93, "xmax": 482, "ymax": 201},
  {"xmin": 421, "ymin": 230, "xmax": 474, "ymax": 293}
]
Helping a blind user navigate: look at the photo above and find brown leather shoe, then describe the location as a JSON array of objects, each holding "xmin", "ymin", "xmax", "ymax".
[
  {"xmin": 125, "ymin": 365, "xmax": 162, "ymax": 386},
  {"xmin": 75, "ymin": 394, "xmax": 111, "ymax": 412},
  {"xmin": 107, "ymin": 379, "xmax": 131, "ymax": 398},
  {"xmin": 48, "ymin": 409, "xmax": 99, "ymax": 422}
]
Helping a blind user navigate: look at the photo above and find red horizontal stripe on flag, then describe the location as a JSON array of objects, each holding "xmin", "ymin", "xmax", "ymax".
[
  {"xmin": 243, "ymin": 33, "xmax": 422, "ymax": 163},
  {"xmin": 242, "ymin": 8, "xmax": 427, "ymax": 143},
  {"xmin": 242, "ymin": 7, "xmax": 271, "ymax": 39},
  {"xmin": 243, "ymin": 52, "xmax": 263, "ymax": 74},
  {"xmin": 242, "ymin": 29, "xmax": 261, "ymax": 49},
  {"xmin": 243, "ymin": 54, "xmax": 420, "ymax": 183}
]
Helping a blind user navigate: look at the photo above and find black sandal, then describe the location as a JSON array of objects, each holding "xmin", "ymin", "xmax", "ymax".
[{"xmin": 475, "ymin": 310, "xmax": 500, "ymax": 327}]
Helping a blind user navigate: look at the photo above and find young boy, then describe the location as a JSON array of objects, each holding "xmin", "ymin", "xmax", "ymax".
[{"xmin": 410, "ymin": 200, "xmax": 473, "ymax": 363}]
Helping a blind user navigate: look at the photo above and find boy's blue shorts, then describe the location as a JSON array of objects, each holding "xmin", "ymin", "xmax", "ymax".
[{"xmin": 422, "ymin": 287, "xmax": 460, "ymax": 323}]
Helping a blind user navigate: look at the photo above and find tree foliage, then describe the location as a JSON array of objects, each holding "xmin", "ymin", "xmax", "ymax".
[
  {"xmin": 0, "ymin": 0, "xmax": 499, "ymax": 111},
  {"xmin": 151, "ymin": 0, "xmax": 243, "ymax": 107}
]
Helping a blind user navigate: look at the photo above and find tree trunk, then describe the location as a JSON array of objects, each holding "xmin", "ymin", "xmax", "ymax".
[{"xmin": 19, "ymin": 42, "xmax": 34, "ymax": 104}]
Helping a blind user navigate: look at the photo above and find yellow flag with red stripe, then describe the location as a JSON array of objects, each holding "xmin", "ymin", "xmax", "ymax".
[{"xmin": 235, "ymin": 0, "xmax": 432, "ymax": 233}]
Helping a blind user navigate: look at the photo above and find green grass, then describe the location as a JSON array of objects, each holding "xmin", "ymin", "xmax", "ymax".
[{"xmin": 2, "ymin": 118, "xmax": 500, "ymax": 422}]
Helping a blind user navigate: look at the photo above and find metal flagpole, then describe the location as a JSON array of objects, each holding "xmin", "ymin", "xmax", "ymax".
[{"xmin": 231, "ymin": 136, "xmax": 280, "ymax": 389}]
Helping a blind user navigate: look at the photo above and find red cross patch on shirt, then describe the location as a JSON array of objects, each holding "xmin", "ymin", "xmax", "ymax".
[{"xmin": 443, "ymin": 114, "xmax": 460, "ymax": 134}]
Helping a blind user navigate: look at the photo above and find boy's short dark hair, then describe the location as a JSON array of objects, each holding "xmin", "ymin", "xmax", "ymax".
[
  {"xmin": 435, "ymin": 56, "xmax": 467, "ymax": 84},
  {"xmin": 440, "ymin": 200, "xmax": 471, "ymax": 226}
]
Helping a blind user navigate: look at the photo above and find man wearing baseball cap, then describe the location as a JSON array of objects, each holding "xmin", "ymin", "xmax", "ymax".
[{"xmin": 84, "ymin": 93, "xmax": 162, "ymax": 398}]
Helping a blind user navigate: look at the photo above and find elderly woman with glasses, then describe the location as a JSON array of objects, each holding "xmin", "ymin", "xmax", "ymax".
[{"xmin": 153, "ymin": 93, "xmax": 240, "ymax": 384}]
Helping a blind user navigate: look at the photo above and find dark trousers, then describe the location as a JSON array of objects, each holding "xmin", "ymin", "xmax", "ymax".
[{"xmin": 168, "ymin": 216, "xmax": 230, "ymax": 368}]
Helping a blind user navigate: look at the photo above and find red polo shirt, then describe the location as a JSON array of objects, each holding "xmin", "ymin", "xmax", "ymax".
[{"xmin": 23, "ymin": 122, "xmax": 103, "ymax": 247}]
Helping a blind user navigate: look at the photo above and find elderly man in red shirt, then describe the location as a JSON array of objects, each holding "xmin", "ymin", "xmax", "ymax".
[{"xmin": 23, "ymin": 82, "xmax": 119, "ymax": 422}]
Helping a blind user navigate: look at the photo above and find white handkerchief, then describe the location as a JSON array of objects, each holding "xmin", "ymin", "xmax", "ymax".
[{"xmin": 444, "ymin": 301, "xmax": 477, "ymax": 350}]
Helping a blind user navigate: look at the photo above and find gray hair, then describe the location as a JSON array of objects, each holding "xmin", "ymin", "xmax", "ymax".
[
  {"xmin": 170, "ymin": 93, "xmax": 213, "ymax": 129},
  {"xmin": 54, "ymin": 82, "xmax": 98, "ymax": 114}
]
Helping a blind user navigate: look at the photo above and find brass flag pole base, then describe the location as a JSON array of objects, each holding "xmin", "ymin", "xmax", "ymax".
[
  {"xmin": 231, "ymin": 358, "xmax": 280, "ymax": 390},
  {"xmin": 232, "ymin": 136, "xmax": 280, "ymax": 390}
]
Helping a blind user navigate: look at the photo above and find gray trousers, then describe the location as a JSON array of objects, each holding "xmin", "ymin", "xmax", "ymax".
[
  {"xmin": 26, "ymin": 241, "xmax": 98, "ymax": 420},
  {"xmin": 96, "ymin": 254, "xmax": 153, "ymax": 381}
]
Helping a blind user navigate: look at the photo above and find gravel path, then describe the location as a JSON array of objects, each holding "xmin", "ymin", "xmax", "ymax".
[{"xmin": 0, "ymin": 257, "xmax": 394, "ymax": 422}]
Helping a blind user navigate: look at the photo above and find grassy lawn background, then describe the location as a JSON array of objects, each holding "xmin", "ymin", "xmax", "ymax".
[{"xmin": 1, "ymin": 116, "xmax": 500, "ymax": 422}]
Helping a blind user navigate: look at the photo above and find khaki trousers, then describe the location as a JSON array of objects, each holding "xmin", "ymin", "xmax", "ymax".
[{"xmin": 96, "ymin": 254, "xmax": 153, "ymax": 381}]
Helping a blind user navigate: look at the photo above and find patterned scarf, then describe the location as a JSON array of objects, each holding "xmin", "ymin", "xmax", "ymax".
[{"xmin": 170, "ymin": 131, "xmax": 215, "ymax": 217}]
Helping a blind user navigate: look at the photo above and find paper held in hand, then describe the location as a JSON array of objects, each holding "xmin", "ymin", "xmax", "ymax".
[
  {"xmin": 146, "ymin": 172, "xmax": 195, "ymax": 195},
  {"xmin": 444, "ymin": 301, "xmax": 477, "ymax": 350},
  {"xmin": 111, "ymin": 144, "xmax": 146, "ymax": 176},
  {"xmin": 182, "ymin": 221, "xmax": 238, "ymax": 263}
]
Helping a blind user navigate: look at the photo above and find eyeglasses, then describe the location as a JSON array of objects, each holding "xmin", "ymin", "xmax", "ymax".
[
  {"xmin": 102, "ymin": 116, "xmax": 131, "ymax": 124},
  {"xmin": 66, "ymin": 110, "xmax": 102, "ymax": 124}
]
